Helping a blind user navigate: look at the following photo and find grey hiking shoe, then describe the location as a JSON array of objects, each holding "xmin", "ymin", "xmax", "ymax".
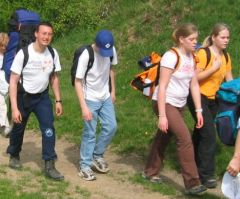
[
  {"xmin": 45, "ymin": 160, "xmax": 64, "ymax": 181},
  {"xmin": 141, "ymin": 171, "xmax": 163, "ymax": 183},
  {"xmin": 9, "ymin": 155, "xmax": 22, "ymax": 169},
  {"xmin": 78, "ymin": 168, "xmax": 96, "ymax": 181},
  {"xmin": 91, "ymin": 158, "xmax": 110, "ymax": 173},
  {"xmin": 185, "ymin": 185, "xmax": 207, "ymax": 195}
]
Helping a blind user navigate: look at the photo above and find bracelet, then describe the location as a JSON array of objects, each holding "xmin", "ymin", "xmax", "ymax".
[
  {"xmin": 55, "ymin": 100, "xmax": 62, "ymax": 103},
  {"xmin": 195, "ymin": 108, "xmax": 203, "ymax": 113}
]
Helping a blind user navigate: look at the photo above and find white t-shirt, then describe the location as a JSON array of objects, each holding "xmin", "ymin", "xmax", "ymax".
[
  {"xmin": 152, "ymin": 49, "xmax": 195, "ymax": 107},
  {"xmin": 75, "ymin": 46, "xmax": 118, "ymax": 101},
  {"xmin": 11, "ymin": 43, "xmax": 61, "ymax": 94}
]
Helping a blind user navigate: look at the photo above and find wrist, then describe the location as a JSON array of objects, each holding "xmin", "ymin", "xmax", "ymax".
[
  {"xmin": 55, "ymin": 99, "xmax": 62, "ymax": 103},
  {"xmin": 233, "ymin": 154, "xmax": 240, "ymax": 160},
  {"xmin": 195, "ymin": 108, "xmax": 203, "ymax": 113},
  {"xmin": 158, "ymin": 115, "xmax": 166, "ymax": 118}
]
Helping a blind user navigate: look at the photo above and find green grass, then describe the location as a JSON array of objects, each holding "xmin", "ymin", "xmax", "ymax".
[
  {"xmin": 0, "ymin": 166, "xmax": 90, "ymax": 199},
  {"xmin": 7, "ymin": 0, "xmax": 240, "ymax": 197}
]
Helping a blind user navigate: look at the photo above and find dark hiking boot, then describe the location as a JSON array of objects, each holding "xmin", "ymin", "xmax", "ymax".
[
  {"xmin": 9, "ymin": 155, "xmax": 22, "ymax": 169},
  {"xmin": 45, "ymin": 160, "xmax": 64, "ymax": 181},
  {"xmin": 202, "ymin": 178, "xmax": 217, "ymax": 189},
  {"xmin": 185, "ymin": 184, "xmax": 207, "ymax": 195}
]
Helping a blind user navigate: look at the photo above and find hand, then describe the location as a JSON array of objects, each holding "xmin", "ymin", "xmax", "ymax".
[
  {"xmin": 227, "ymin": 157, "xmax": 240, "ymax": 177},
  {"xmin": 111, "ymin": 92, "xmax": 116, "ymax": 103},
  {"xmin": 212, "ymin": 56, "xmax": 222, "ymax": 72},
  {"xmin": 195, "ymin": 112, "xmax": 203, "ymax": 128},
  {"xmin": 12, "ymin": 108, "xmax": 22, "ymax": 123},
  {"xmin": 158, "ymin": 116, "xmax": 168, "ymax": 133},
  {"xmin": 82, "ymin": 106, "xmax": 92, "ymax": 121},
  {"xmin": 55, "ymin": 102, "xmax": 63, "ymax": 116}
]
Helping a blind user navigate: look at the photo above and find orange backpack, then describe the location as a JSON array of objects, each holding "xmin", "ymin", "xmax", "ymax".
[{"xmin": 130, "ymin": 48, "xmax": 181, "ymax": 99}]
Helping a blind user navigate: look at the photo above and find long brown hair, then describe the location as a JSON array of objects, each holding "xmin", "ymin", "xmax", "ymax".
[
  {"xmin": 0, "ymin": 32, "xmax": 9, "ymax": 53},
  {"xmin": 172, "ymin": 23, "xmax": 198, "ymax": 45},
  {"xmin": 202, "ymin": 23, "xmax": 230, "ymax": 48}
]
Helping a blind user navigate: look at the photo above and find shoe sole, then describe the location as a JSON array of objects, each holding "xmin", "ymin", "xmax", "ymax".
[
  {"xmin": 91, "ymin": 163, "xmax": 109, "ymax": 173},
  {"xmin": 78, "ymin": 172, "xmax": 96, "ymax": 181},
  {"xmin": 185, "ymin": 187, "xmax": 207, "ymax": 195},
  {"xmin": 45, "ymin": 173, "xmax": 64, "ymax": 181},
  {"xmin": 142, "ymin": 172, "xmax": 162, "ymax": 184}
]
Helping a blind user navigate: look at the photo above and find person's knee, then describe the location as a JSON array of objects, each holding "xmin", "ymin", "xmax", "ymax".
[{"xmin": 109, "ymin": 120, "xmax": 117, "ymax": 134}]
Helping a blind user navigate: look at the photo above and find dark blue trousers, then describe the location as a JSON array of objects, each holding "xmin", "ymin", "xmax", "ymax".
[{"xmin": 7, "ymin": 90, "xmax": 57, "ymax": 160}]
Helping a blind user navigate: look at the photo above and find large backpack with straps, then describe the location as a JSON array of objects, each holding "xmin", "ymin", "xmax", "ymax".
[
  {"xmin": 70, "ymin": 45, "xmax": 94, "ymax": 86},
  {"xmin": 2, "ymin": 8, "xmax": 40, "ymax": 83},
  {"xmin": 16, "ymin": 45, "xmax": 55, "ymax": 94},
  {"xmin": 130, "ymin": 48, "xmax": 182, "ymax": 99},
  {"xmin": 70, "ymin": 45, "xmax": 113, "ymax": 92},
  {"xmin": 215, "ymin": 78, "xmax": 240, "ymax": 146}
]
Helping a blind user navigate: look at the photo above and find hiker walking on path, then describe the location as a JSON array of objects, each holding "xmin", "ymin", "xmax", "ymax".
[
  {"xmin": 187, "ymin": 23, "xmax": 233, "ymax": 188},
  {"xmin": 74, "ymin": 30, "xmax": 118, "ymax": 181},
  {"xmin": 142, "ymin": 23, "xmax": 206, "ymax": 195},
  {"xmin": 6, "ymin": 22, "xmax": 64, "ymax": 181},
  {"xmin": 0, "ymin": 32, "xmax": 11, "ymax": 137}
]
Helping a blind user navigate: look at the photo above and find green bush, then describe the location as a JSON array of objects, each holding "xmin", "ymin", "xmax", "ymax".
[{"xmin": 0, "ymin": 0, "xmax": 112, "ymax": 37}]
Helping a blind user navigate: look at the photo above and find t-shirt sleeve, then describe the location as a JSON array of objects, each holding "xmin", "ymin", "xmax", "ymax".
[
  {"xmin": 53, "ymin": 48, "xmax": 61, "ymax": 72},
  {"xmin": 160, "ymin": 50, "xmax": 178, "ymax": 70},
  {"xmin": 111, "ymin": 46, "xmax": 118, "ymax": 65},
  {"xmin": 75, "ymin": 49, "xmax": 90, "ymax": 79},
  {"xmin": 10, "ymin": 50, "xmax": 24, "ymax": 75},
  {"xmin": 196, "ymin": 49, "xmax": 208, "ymax": 70}
]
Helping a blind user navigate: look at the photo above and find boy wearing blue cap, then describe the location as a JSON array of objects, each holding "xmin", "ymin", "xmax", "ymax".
[{"xmin": 74, "ymin": 30, "xmax": 118, "ymax": 181}]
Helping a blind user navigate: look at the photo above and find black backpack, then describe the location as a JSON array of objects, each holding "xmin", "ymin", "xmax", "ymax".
[
  {"xmin": 70, "ymin": 45, "xmax": 94, "ymax": 86},
  {"xmin": 2, "ymin": 8, "xmax": 40, "ymax": 83}
]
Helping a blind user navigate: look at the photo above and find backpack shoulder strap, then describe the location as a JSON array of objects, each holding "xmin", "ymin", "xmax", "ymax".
[
  {"xmin": 155, "ymin": 48, "xmax": 179, "ymax": 86},
  {"xmin": 84, "ymin": 45, "xmax": 94, "ymax": 80},
  {"xmin": 170, "ymin": 47, "xmax": 180, "ymax": 70},
  {"xmin": 47, "ymin": 45, "xmax": 55, "ymax": 60},
  {"xmin": 22, "ymin": 46, "xmax": 29, "ymax": 69},
  {"xmin": 47, "ymin": 45, "xmax": 55, "ymax": 72},
  {"xmin": 223, "ymin": 50, "xmax": 229, "ymax": 64},
  {"xmin": 202, "ymin": 47, "xmax": 211, "ymax": 69}
]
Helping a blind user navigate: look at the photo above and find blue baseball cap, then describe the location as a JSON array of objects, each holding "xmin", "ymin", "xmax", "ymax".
[{"xmin": 95, "ymin": 30, "xmax": 114, "ymax": 57}]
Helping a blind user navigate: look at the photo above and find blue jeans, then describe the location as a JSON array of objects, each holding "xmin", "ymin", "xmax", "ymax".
[
  {"xmin": 7, "ymin": 90, "xmax": 57, "ymax": 160},
  {"xmin": 80, "ymin": 97, "xmax": 117, "ymax": 170}
]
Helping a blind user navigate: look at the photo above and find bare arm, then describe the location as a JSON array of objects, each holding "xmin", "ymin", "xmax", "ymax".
[
  {"xmin": 190, "ymin": 74, "xmax": 203, "ymax": 128},
  {"xmin": 227, "ymin": 131, "xmax": 240, "ymax": 176},
  {"xmin": 157, "ymin": 67, "xmax": 172, "ymax": 133},
  {"xmin": 110, "ymin": 67, "xmax": 116, "ymax": 103},
  {"xmin": 74, "ymin": 78, "xmax": 92, "ymax": 121},
  {"xmin": 9, "ymin": 72, "xmax": 22, "ymax": 123},
  {"xmin": 225, "ymin": 70, "xmax": 233, "ymax": 81},
  {"xmin": 50, "ymin": 72, "xmax": 62, "ymax": 116}
]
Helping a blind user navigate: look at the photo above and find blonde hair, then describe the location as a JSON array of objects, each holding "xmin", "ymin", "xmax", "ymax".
[
  {"xmin": 0, "ymin": 32, "xmax": 9, "ymax": 53},
  {"xmin": 172, "ymin": 23, "xmax": 198, "ymax": 45},
  {"xmin": 202, "ymin": 23, "xmax": 230, "ymax": 48}
]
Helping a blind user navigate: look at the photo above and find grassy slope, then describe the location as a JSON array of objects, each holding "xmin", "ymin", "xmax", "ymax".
[{"xmin": 27, "ymin": 0, "xmax": 240, "ymax": 177}]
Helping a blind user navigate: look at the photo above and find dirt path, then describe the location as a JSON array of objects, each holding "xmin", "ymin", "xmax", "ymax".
[{"xmin": 0, "ymin": 132, "xmax": 225, "ymax": 199}]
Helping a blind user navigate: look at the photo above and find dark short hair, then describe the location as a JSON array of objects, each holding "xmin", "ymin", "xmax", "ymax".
[{"xmin": 36, "ymin": 22, "xmax": 54, "ymax": 32}]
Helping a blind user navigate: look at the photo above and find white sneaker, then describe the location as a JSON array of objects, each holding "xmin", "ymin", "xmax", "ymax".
[
  {"xmin": 3, "ymin": 126, "xmax": 11, "ymax": 137},
  {"xmin": 91, "ymin": 158, "xmax": 110, "ymax": 173},
  {"xmin": 78, "ymin": 168, "xmax": 96, "ymax": 181}
]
